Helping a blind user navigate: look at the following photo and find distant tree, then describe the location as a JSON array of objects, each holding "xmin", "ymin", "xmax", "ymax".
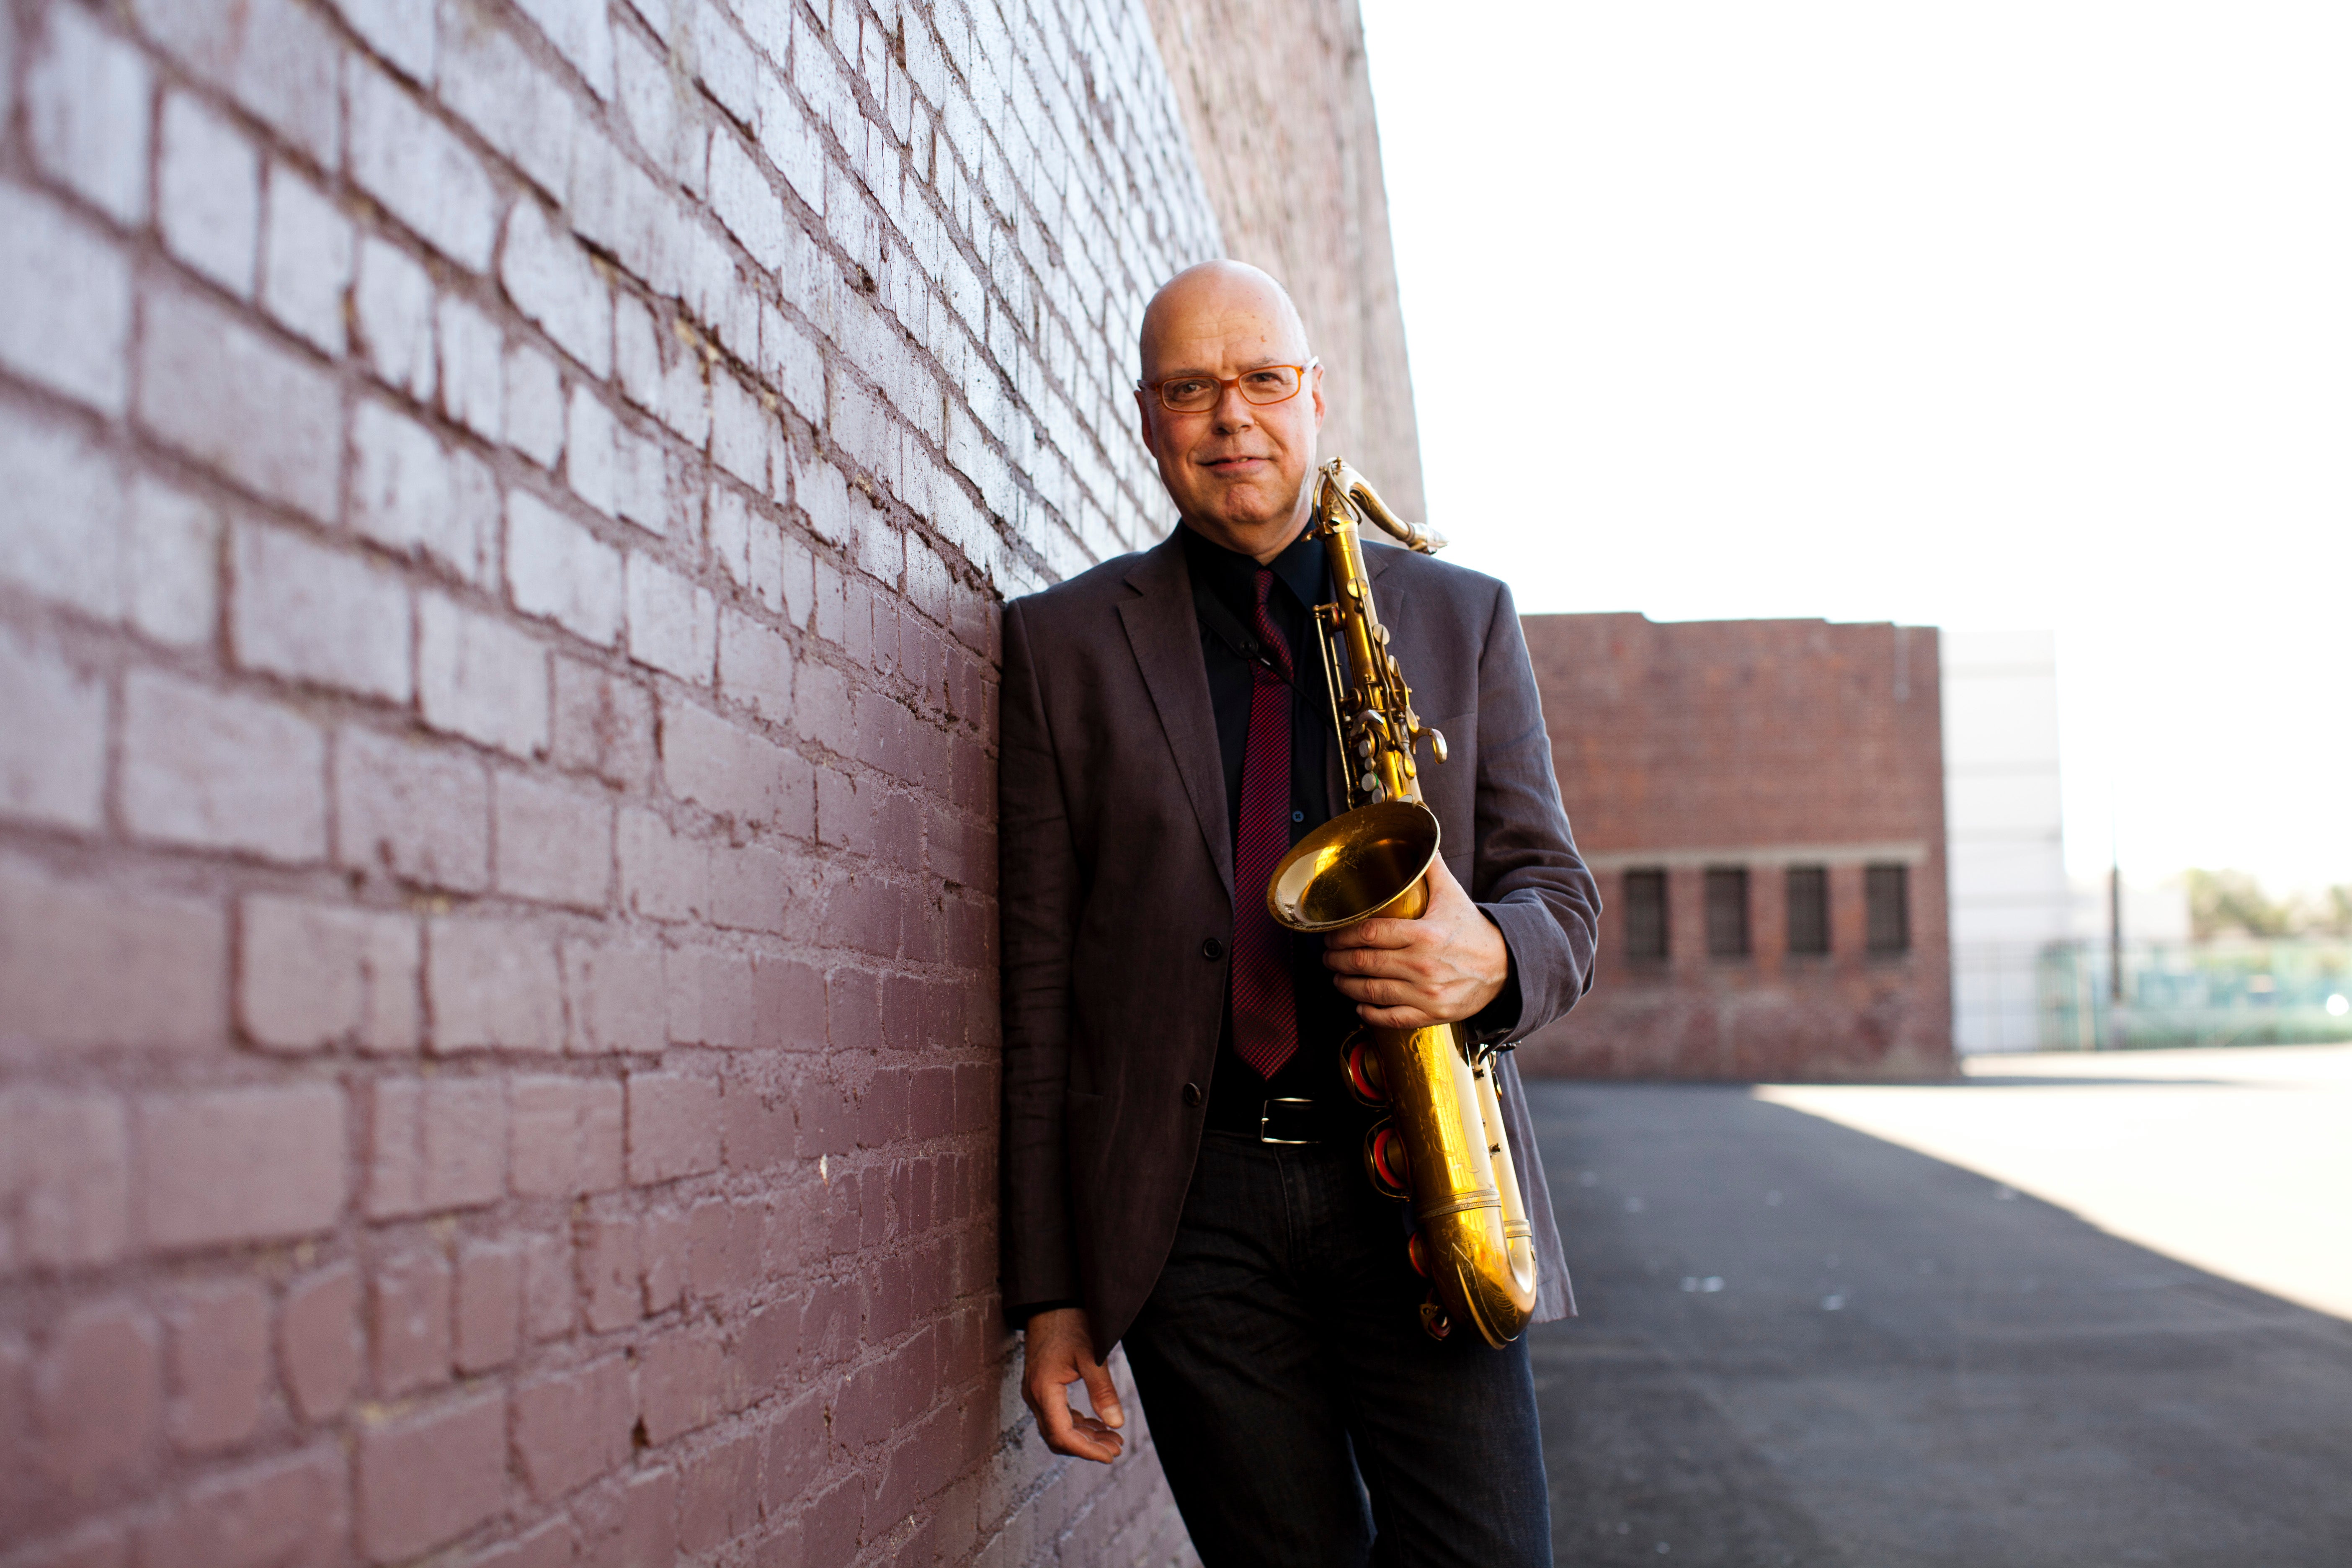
[
  {"xmin": 2318, "ymin": 884, "xmax": 2352, "ymax": 939},
  {"xmin": 2184, "ymin": 869, "xmax": 2297, "ymax": 940}
]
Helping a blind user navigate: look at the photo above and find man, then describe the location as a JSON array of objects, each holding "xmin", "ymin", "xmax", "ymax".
[{"xmin": 999, "ymin": 260, "xmax": 1599, "ymax": 1566}]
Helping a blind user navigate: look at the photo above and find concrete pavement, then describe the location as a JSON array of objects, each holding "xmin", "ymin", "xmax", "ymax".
[{"xmin": 1524, "ymin": 1051, "xmax": 2352, "ymax": 1566}]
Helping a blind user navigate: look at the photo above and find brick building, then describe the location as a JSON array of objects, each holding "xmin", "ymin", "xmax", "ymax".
[
  {"xmin": 1515, "ymin": 614, "xmax": 1956, "ymax": 1081},
  {"xmin": 0, "ymin": 1, "xmax": 1412, "ymax": 1564}
]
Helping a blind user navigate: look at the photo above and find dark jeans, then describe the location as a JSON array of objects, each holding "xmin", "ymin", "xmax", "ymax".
[{"xmin": 1122, "ymin": 1130, "xmax": 1551, "ymax": 1568}]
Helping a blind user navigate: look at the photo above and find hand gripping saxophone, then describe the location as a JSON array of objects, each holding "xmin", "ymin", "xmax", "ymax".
[{"xmin": 1266, "ymin": 459, "xmax": 1540, "ymax": 1345}]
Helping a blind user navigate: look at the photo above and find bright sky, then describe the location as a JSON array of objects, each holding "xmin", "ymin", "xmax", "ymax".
[{"xmin": 1357, "ymin": 0, "xmax": 2352, "ymax": 895}]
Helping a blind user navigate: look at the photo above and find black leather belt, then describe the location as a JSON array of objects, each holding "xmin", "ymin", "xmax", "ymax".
[{"xmin": 1256, "ymin": 1097, "xmax": 1324, "ymax": 1145}]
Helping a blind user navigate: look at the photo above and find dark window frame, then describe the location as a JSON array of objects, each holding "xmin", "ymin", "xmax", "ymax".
[
  {"xmin": 1785, "ymin": 864, "xmax": 1830, "ymax": 956},
  {"xmin": 1705, "ymin": 867, "xmax": 1751, "ymax": 959},
  {"xmin": 1621, "ymin": 868, "xmax": 1669, "ymax": 962},
  {"xmin": 1866, "ymin": 864, "xmax": 1911, "ymax": 954}
]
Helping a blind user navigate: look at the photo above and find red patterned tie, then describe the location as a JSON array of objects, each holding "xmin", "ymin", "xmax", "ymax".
[{"xmin": 1231, "ymin": 569, "xmax": 1300, "ymax": 1079}]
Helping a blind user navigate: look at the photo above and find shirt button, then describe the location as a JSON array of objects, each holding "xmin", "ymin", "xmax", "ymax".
[
  {"xmin": 1201, "ymin": 937, "xmax": 1225, "ymax": 960},
  {"xmin": 1182, "ymin": 1082, "xmax": 1204, "ymax": 1107},
  {"xmin": 1292, "ymin": 810, "xmax": 1305, "ymax": 823}
]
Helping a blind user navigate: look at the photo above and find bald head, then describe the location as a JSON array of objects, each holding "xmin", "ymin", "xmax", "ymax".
[
  {"xmin": 1133, "ymin": 260, "xmax": 1326, "ymax": 561},
  {"xmin": 1139, "ymin": 260, "xmax": 1310, "ymax": 378}
]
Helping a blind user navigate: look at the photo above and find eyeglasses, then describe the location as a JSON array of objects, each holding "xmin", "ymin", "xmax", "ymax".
[{"xmin": 1140, "ymin": 361, "xmax": 1317, "ymax": 414}]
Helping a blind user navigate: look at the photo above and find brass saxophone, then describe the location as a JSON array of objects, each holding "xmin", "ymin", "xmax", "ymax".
[{"xmin": 1267, "ymin": 459, "xmax": 1540, "ymax": 1346}]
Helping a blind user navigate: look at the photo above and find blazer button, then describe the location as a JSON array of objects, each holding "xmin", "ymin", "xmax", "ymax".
[
  {"xmin": 1201, "ymin": 937, "xmax": 1225, "ymax": 960},
  {"xmin": 1182, "ymin": 1082, "xmax": 1204, "ymax": 1107}
]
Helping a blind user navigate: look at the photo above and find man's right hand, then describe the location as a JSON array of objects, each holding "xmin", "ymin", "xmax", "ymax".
[{"xmin": 1020, "ymin": 1308, "xmax": 1126, "ymax": 1463}]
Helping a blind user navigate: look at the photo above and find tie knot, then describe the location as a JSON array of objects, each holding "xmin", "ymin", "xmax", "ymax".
[{"xmin": 1254, "ymin": 567, "xmax": 1275, "ymax": 607}]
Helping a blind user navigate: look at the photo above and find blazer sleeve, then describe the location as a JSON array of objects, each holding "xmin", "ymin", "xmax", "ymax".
[
  {"xmin": 1469, "ymin": 579, "xmax": 1602, "ymax": 1042},
  {"xmin": 997, "ymin": 598, "xmax": 1084, "ymax": 1320}
]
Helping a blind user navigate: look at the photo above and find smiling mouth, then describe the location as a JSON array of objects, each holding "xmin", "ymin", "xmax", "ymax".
[{"xmin": 1204, "ymin": 455, "xmax": 1267, "ymax": 471}]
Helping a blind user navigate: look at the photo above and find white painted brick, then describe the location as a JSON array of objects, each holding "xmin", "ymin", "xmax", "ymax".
[
  {"xmin": 568, "ymin": 121, "xmax": 666, "ymax": 291},
  {"xmin": 514, "ymin": 0, "xmax": 614, "ymax": 100},
  {"xmin": 493, "ymin": 772, "xmax": 613, "ymax": 910},
  {"xmin": 427, "ymin": 918, "xmax": 562, "ymax": 1052},
  {"xmin": 232, "ymin": 522, "xmax": 413, "ymax": 702},
  {"xmin": 239, "ymin": 896, "xmax": 420, "ymax": 1052},
  {"xmin": 792, "ymin": 447, "xmax": 855, "ymax": 547},
  {"xmin": 350, "ymin": 399, "xmax": 491, "ymax": 584},
  {"xmin": 625, "ymin": 553, "xmax": 717, "ymax": 684},
  {"xmin": 335, "ymin": 725, "xmax": 489, "ymax": 890},
  {"xmin": 261, "ymin": 165, "xmax": 354, "ymax": 356},
  {"xmin": 706, "ymin": 484, "xmax": 749, "ymax": 590},
  {"xmin": 418, "ymin": 592, "xmax": 549, "ymax": 757},
  {"xmin": 157, "ymin": 91, "xmax": 261, "ymax": 299},
  {"xmin": 689, "ymin": 3, "xmax": 756, "ymax": 126},
  {"xmin": 507, "ymin": 491, "xmax": 622, "ymax": 646},
  {"xmin": 567, "ymin": 387, "xmax": 619, "ymax": 518},
  {"xmin": 855, "ymin": 515, "xmax": 901, "ymax": 585},
  {"xmin": 748, "ymin": 513, "xmax": 787, "ymax": 615},
  {"xmin": 137, "ymin": 283, "xmax": 341, "ymax": 520},
  {"xmin": 0, "ymin": 624, "xmax": 107, "ymax": 831},
  {"xmin": 614, "ymin": 295, "xmax": 663, "ymax": 415},
  {"xmin": 718, "ymin": 609, "xmax": 792, "ymax": 727},
  {"xmin": 779, "ymin": 531, "xmax": 815, "ymax": 629},
  {"xmin": 504, "ymin": 343, "xmax": 567, "ymax": 469},
  {"xmin": 25, "ymin": 5, "xmax": 153, "ymax": 226},
  {"xmin": 127, "ymin": 478, "xmax": 222, "ymax": 648},
  {"xmin": 761, "ymin": 304, "xmax": 825, "ymax": 419},
  {"xmin": 346, "ymin": 53, "xmax": 497, "ymax": 271},
  {"xmin": 328, "ymin": 0, "xmax": 436, "ymax": 86},
  {"xmin": 709, "ymin": 371, "xmax": 770, "ymax": 490},
  {"xmin": 754, "ymin": 69, "xmax": 827, "ymax": 217},
  {"xmin": 0, "ymin": 410, "xmax": 124, "ymax": 620},
  {"xmin": 615, "ymin": 27, "xmax": 696, "ymax": 192},
  {"xmin": 122, "ymin": 669, "xmax": 328, "ymax": 862},
  {"xmin": 354, "ymin": 237, "xmax": 437, "ymax": 402},
  {"xmin": 708, "ymin": 131, "xmax": 786, "ymax": 272},
  {"xmin": 438, "ymin": 296, "xmax": 505, "ymax": 443},
  {"xmin": 659, "ymin": 343, "xmax": 712, "ymax": 449},
  {"xmin": 438, "ymin": 8, "xmax": 576, "ymax": 204},
  {"xmin": 658, "ymin": 695, "xmax": 792, "ymax": 830},
  {"xmin": 0, "ymin": 181, "xmax": 133, "ymax": 417},
  {"xmin": 131, "ymin": 0, "xmax": 345, "ymax": 172},
  {"xmin": 615, "ymin": 424, "xmax": 669, "ymax": 537},
  {"xmin": 502, "ymin": 200, "xmax": 612, "ymax": 379}
]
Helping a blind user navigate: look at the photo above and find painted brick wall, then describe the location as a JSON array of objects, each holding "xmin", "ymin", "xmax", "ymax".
[
  {"xmin": 0, "ymin": 0, "xmax": 1244, "ymax": 1561},
  {"xmin": 1516, "ymin": 614, "xmax": 1956, "ymax": 1081}
]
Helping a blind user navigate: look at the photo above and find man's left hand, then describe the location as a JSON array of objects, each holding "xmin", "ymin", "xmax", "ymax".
[{"xmin": 1323, "ymin": 856, "xmax": 1510, "ymax": 1029}]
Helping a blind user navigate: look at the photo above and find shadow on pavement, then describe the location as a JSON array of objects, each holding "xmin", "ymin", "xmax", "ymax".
[{"xmin": 1525, "ymin": 1083, "xmax": 2352, "ymax": 1568}]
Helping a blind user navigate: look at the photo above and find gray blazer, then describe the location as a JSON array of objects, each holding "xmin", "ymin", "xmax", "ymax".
[{"xmin": 999, "ymin": 528, "xmax": 1600, "ymax": 1351}]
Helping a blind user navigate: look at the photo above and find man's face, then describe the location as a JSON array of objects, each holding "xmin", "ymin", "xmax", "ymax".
[{"xmin": 1135, "ymin": 272, "xmax": 1325, "ymax": 561}]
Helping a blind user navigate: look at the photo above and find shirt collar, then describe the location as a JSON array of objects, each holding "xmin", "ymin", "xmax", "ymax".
[{"xmin": 1178, "ymin": 521, "xmax": 1327, "ymax": 612}]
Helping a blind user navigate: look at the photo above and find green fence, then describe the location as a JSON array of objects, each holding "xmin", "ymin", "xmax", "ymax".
[{"xmin": 2037, "ymin": 939, "xmax": 2352, "ymax": 1050}]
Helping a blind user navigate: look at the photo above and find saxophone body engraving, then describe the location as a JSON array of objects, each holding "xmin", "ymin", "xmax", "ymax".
[{"xmin": 1266, "ymin": 459, "xmax": 1540, "ymax": 1346}]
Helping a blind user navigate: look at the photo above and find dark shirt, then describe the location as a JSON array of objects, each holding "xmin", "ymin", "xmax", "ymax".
[{"xmin": 1178, "ymin": 523, "xmax": 1367, "ymax": 1135}]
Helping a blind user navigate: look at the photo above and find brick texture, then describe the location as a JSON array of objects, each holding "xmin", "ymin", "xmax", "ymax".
[
  {"xmin": 1517, "ymin": 615, "xmax": 1957, "ymax": 1081},
  {"xmin": 0, "ymin": 0, "xmax": 1410, "ymax": 1561}
]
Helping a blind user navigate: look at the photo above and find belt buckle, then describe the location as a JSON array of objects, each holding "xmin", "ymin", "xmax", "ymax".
[{"xmin": 1259, "ymin": 1097, "xmax": 1319, "ymax": 1145}]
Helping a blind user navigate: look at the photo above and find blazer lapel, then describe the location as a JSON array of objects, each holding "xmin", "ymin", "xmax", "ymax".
[{"xmin": 1117, "ymin": 534, "xmax": 1234, "ymax": 898}]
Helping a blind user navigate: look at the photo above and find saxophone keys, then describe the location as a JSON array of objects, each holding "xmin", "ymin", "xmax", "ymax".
[{"xmin": 1425, "ymin": 727, "xmax": 1448, "ymax": 765}]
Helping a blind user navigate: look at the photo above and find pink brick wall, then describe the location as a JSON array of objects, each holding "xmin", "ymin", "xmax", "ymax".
[{"xmin": 0, "ymin": 0, "xmax": 1230, "ymax": 1561}]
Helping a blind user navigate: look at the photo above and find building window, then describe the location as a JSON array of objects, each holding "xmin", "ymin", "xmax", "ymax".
[
  {"xmin": 1785, "ymin": 866, "xmax": 1829, "ymax": 955},
  {"xmin": 1866, "ymin": 864, "xmax": 1911, "ymax": 953},
  {"xmin": 1705, "ymin": 867, "xmax": 1750, "ymax": 958},
  {"xmin": 1622, "ymin": 869, "xmax": 1668, "ymax": 960}
]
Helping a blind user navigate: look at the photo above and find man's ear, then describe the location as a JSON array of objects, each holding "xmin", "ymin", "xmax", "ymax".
[
  {"xmin": 1310, "ymin": 363, "xmax": 1326, "ymax": 431},
  {"xmin": 1135, "ymin": 387, "xmax": 1159, "ymax": 456}
]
